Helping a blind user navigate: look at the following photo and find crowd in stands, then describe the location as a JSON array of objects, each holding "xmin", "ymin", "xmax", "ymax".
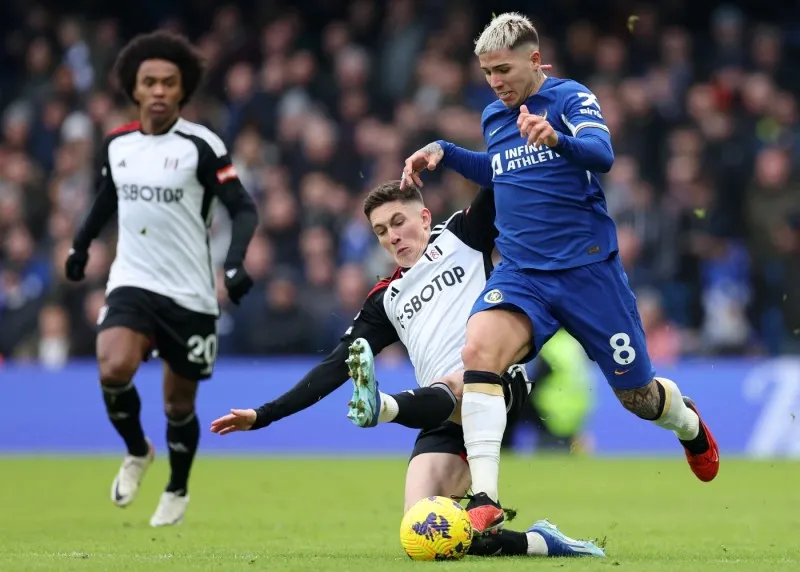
[{"xmin": 0, "ymin": 1, "xmax": 797, "ymax": 368}]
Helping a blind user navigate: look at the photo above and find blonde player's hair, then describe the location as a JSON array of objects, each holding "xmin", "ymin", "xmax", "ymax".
[{"xmin": 474, "ymin": 12, "xmax": 539, "ymax": 56}]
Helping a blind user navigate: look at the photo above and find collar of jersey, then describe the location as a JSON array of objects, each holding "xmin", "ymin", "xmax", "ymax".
[{"xmin": 139, "ymin": 117, "xmax": 181, "ymax": 136}]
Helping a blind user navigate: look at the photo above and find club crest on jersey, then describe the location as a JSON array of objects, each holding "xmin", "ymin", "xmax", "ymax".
[
  {"xmin": 424, "ymin": 245, "xmax": 443, "ymax": 262},
  {"xmin": 484, "ymin": 289, "xmax": 504, "ymax": 304},
  {"xmin": 216, "ymin": 165, "xmax": 238, "ymax": 183}
]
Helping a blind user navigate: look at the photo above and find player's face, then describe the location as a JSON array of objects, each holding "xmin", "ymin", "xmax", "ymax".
[
  {"xmin": 479, "ymin": 47, "xmax": 541, "ymax": 108},
  {"xmin": 134, "ymin": 59, "xmax": 184, "ymax": 130},
  {"xmin": 369, "ymin": 200, "xmax": 432, "ymax": 268}
]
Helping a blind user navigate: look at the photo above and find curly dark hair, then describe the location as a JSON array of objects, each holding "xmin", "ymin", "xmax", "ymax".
[{"xmin": 113, "ymin": 31, "xmax": 205, "ymax": 107}]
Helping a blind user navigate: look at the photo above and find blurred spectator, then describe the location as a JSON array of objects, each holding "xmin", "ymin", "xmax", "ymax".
[
  {"xmin": 0, "ymin": 1, "xmax": 797, "ymax": 363},
  {"xmin": 637, "ymin": 289, "xmax": 682, "ymax": 365}
]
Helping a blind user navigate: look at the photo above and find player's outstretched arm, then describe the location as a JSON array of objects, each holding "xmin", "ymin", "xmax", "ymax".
[
  {"xmin": 210, "ymin": 284, "xmax": 400, "ymax": 434},
  {"xmin": 401, "ymin": 141, "xmax": 493, "ymax": 190},
  {"xmin": 65, "ymin": 143, "xmax": 118, "ymax": 282},
  {"xmin": 210, "ymin": 342, "xmax": 354, "ymax": 434},
  {"xmin": 209, "ymin": 408, "xmax": 257, "ymax": 434}
]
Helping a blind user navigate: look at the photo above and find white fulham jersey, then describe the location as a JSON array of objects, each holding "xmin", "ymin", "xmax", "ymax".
[
  {"xmin": 344, "ymin": 188, "xmax": 497, "ymax": 387},
  {"xmin": 100, "ymin": 119, "xmax": 239, "ymax": 315}
]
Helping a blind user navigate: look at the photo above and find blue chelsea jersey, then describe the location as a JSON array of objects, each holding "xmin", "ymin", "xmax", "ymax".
[{"xmin": 482, "ymin": 77, "xmax": 619, "ymax": 271}]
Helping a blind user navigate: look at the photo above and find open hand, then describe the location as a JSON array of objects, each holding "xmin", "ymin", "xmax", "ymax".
[
  {"xmin": 210, "ymin": 408, "xmax": 257, "ymax": 435},
  {"xmin": 401, "ymin": 142, "xmax": 444, "ymax": 189}
]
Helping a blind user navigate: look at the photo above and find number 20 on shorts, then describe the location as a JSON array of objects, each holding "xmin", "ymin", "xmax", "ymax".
[{"xmin": 187, "ymin": 334, "xmax": 218, "ymax": 375}]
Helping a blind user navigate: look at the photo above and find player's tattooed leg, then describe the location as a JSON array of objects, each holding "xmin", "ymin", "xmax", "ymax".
[{"xmin": 613, "ymin": 378, "xmax": 665, "ymax": 421}]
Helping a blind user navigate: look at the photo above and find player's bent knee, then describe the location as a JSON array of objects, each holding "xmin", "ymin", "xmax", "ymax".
[
  {"xmin": 434, "ymin": 372, "xmax": 464, "ymax": 401},
  {"xmin": 463, "ymin": 310, "xmax": 533, "ymax": 372},
  {"xmin": 164, "ymin": 407, "xmax": 196, "ymax": 425},
  {"xmin": 164, "ymin": 398, "xmax": 196, "ymax": 420},
  {"xmin": 98, "ymin": 352, "xmax": 141, "ymax": 385},
  {"xmin": 97, "ymin": 328, "xmax": 148, "ymax": 384},
  {"xmin": 461, "ymin": 341, "xmax": 506, "ymax": 375}
]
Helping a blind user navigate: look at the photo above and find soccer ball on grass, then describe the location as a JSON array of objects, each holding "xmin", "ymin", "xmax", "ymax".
[{"xmin": 399, "ymin": 496, "xmax": 473, "ymax": 560}]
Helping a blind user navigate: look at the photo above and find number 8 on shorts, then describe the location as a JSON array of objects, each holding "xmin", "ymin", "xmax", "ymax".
[{"xmin": 609, "ymin": 332, "xmax": 636, "ymax": 365}]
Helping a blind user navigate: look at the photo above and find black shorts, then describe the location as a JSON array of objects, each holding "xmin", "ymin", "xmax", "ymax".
[
  {"xmin": 98, "ymin": 286, "xmax": 218, "ymax": 381},
  {"xmin": 410, "ymin": 367, "xmax": 532, "ymax": 461}
]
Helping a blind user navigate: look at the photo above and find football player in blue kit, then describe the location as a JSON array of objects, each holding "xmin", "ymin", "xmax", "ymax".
[
  {"xmin": 402, "ymin": 12, "xmax": 719, "ymax": 535},
  {"xmin": 211, "ymin": 180, "xmax": 606, "ymax": 558}
]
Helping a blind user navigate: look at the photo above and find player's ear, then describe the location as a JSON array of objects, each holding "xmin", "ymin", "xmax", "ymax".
[
  {"xmin": 530, "ymin": 50, "xmax": 541, "ymax": 70},
  {"xmin": 420, "ymin": 207, "xmax": 432, "ymax": 229}
]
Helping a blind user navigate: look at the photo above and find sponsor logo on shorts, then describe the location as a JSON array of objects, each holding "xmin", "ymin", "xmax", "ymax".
[{"xmin": 484, "ymin": 289, "xmax": 504, "ymax": 304}]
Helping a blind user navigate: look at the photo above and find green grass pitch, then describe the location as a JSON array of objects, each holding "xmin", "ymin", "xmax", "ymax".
[{"xmin": 1, "ymin": 455, "xmax": 798, "ymax": 570}]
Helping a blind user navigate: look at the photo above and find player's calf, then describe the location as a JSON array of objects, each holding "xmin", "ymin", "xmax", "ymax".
[
  {"xmin": 165, "ymin": 410, "xmax": 200, "ymax": 496},
  {"xmin": 614, "ymin": 377, "xmax": 719, "ymax": 481},
  {"xmin": 614, "ymin": 377, "xmax": 698, "ymax": 435},
  {"xmin": 377, "ymin": 384, "xmax": 458, "ymax": 429},
  {"xmin": 98, "ymin": 329, "xmax": 150, "ymax": 458},
  {"xmin": 460, "ymin": 308, "xmax": 532, "ymax": 510},
  {"xmin": 163, "ymin": 370, "xmax": 200, "ymax": 497},
  {"xmin": 102, "ymin": 382, "xmax": 151, "ymax": 458},
  {"xmin": 460, "ymin": 370, "xmax": 508, "ymax": 531}
]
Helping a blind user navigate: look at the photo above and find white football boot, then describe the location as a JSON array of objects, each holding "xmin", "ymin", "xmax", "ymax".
[
  {"xmin": 110, "ymin": 438, "xmax": 155, "ymax": 507},
  {"xmin": 149, "ymin": 492, "xmax": 190, "ymax": 527}
]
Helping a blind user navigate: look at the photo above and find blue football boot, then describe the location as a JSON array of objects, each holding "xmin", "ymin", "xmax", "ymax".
[
  {"xmin": 528, "ymin": 519, "xmax": 607, "ymax": 557},
  {"xmin": 346, "ymin": 338, "xmax": 381, "ymax": 427}
]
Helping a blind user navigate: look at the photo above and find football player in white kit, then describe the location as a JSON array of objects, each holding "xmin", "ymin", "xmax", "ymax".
[
  {"xmin": 210, "ymin": 181, "xmax": 605, "ymax": 558},
  {"xmin": 64, "ymin": 31, "xmax": 258, "ymax": 527}
]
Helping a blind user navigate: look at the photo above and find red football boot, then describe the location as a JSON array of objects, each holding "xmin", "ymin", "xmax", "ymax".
[
  {"xmin": 681, "ymin": 397, "xmax": 719, "ymax": 482},
  {"xmin": 465, "ymin": 492, "xmax": 506, "ymax": 535}
]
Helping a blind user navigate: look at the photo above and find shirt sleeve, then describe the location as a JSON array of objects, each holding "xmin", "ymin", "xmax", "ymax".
[
  {"xmin": 72, "ymin": 138, "xmax": 118, "ymax": 250},
  {"xmin": 553, "ymin": 86, "xmax": 614, "ymax": 173},
  {"xmin": 437, "ymin": 141, "xmax": 495, "ymax": 189},
  {"xmin": 560, "ymin": 86, "xmax": 610, "ymax": 137},
  {"xmin": 195, "ymin": 140, "xmax": 258, "ymax": 269},
  {"xmin": 441, "ymin": 187, "xmax": 497, "ymax": 254},
  {"xmin": 251, "ymin": 284, "xmax": 399, "ymax": 429}
]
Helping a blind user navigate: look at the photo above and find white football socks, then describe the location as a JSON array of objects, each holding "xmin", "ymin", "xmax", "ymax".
[
  {"xmin": 461, "ymin": 391, "xmax": 506, "ymax": 502},
  {"xmin": 377, "ymin": 392, "xmax": 398, "ymax": 423},
  {"xmin": 652, "ymin": 377, "xmax": 699, "ymax": 441},
  {"xmin": 525, "ymin": 531, "xmax": 549, "ymax": 555}
]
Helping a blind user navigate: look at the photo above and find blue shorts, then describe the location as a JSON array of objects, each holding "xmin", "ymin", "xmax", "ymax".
[{"xmin": 471, "ymin": 255, "xmax": 655, "ymax": 390}]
